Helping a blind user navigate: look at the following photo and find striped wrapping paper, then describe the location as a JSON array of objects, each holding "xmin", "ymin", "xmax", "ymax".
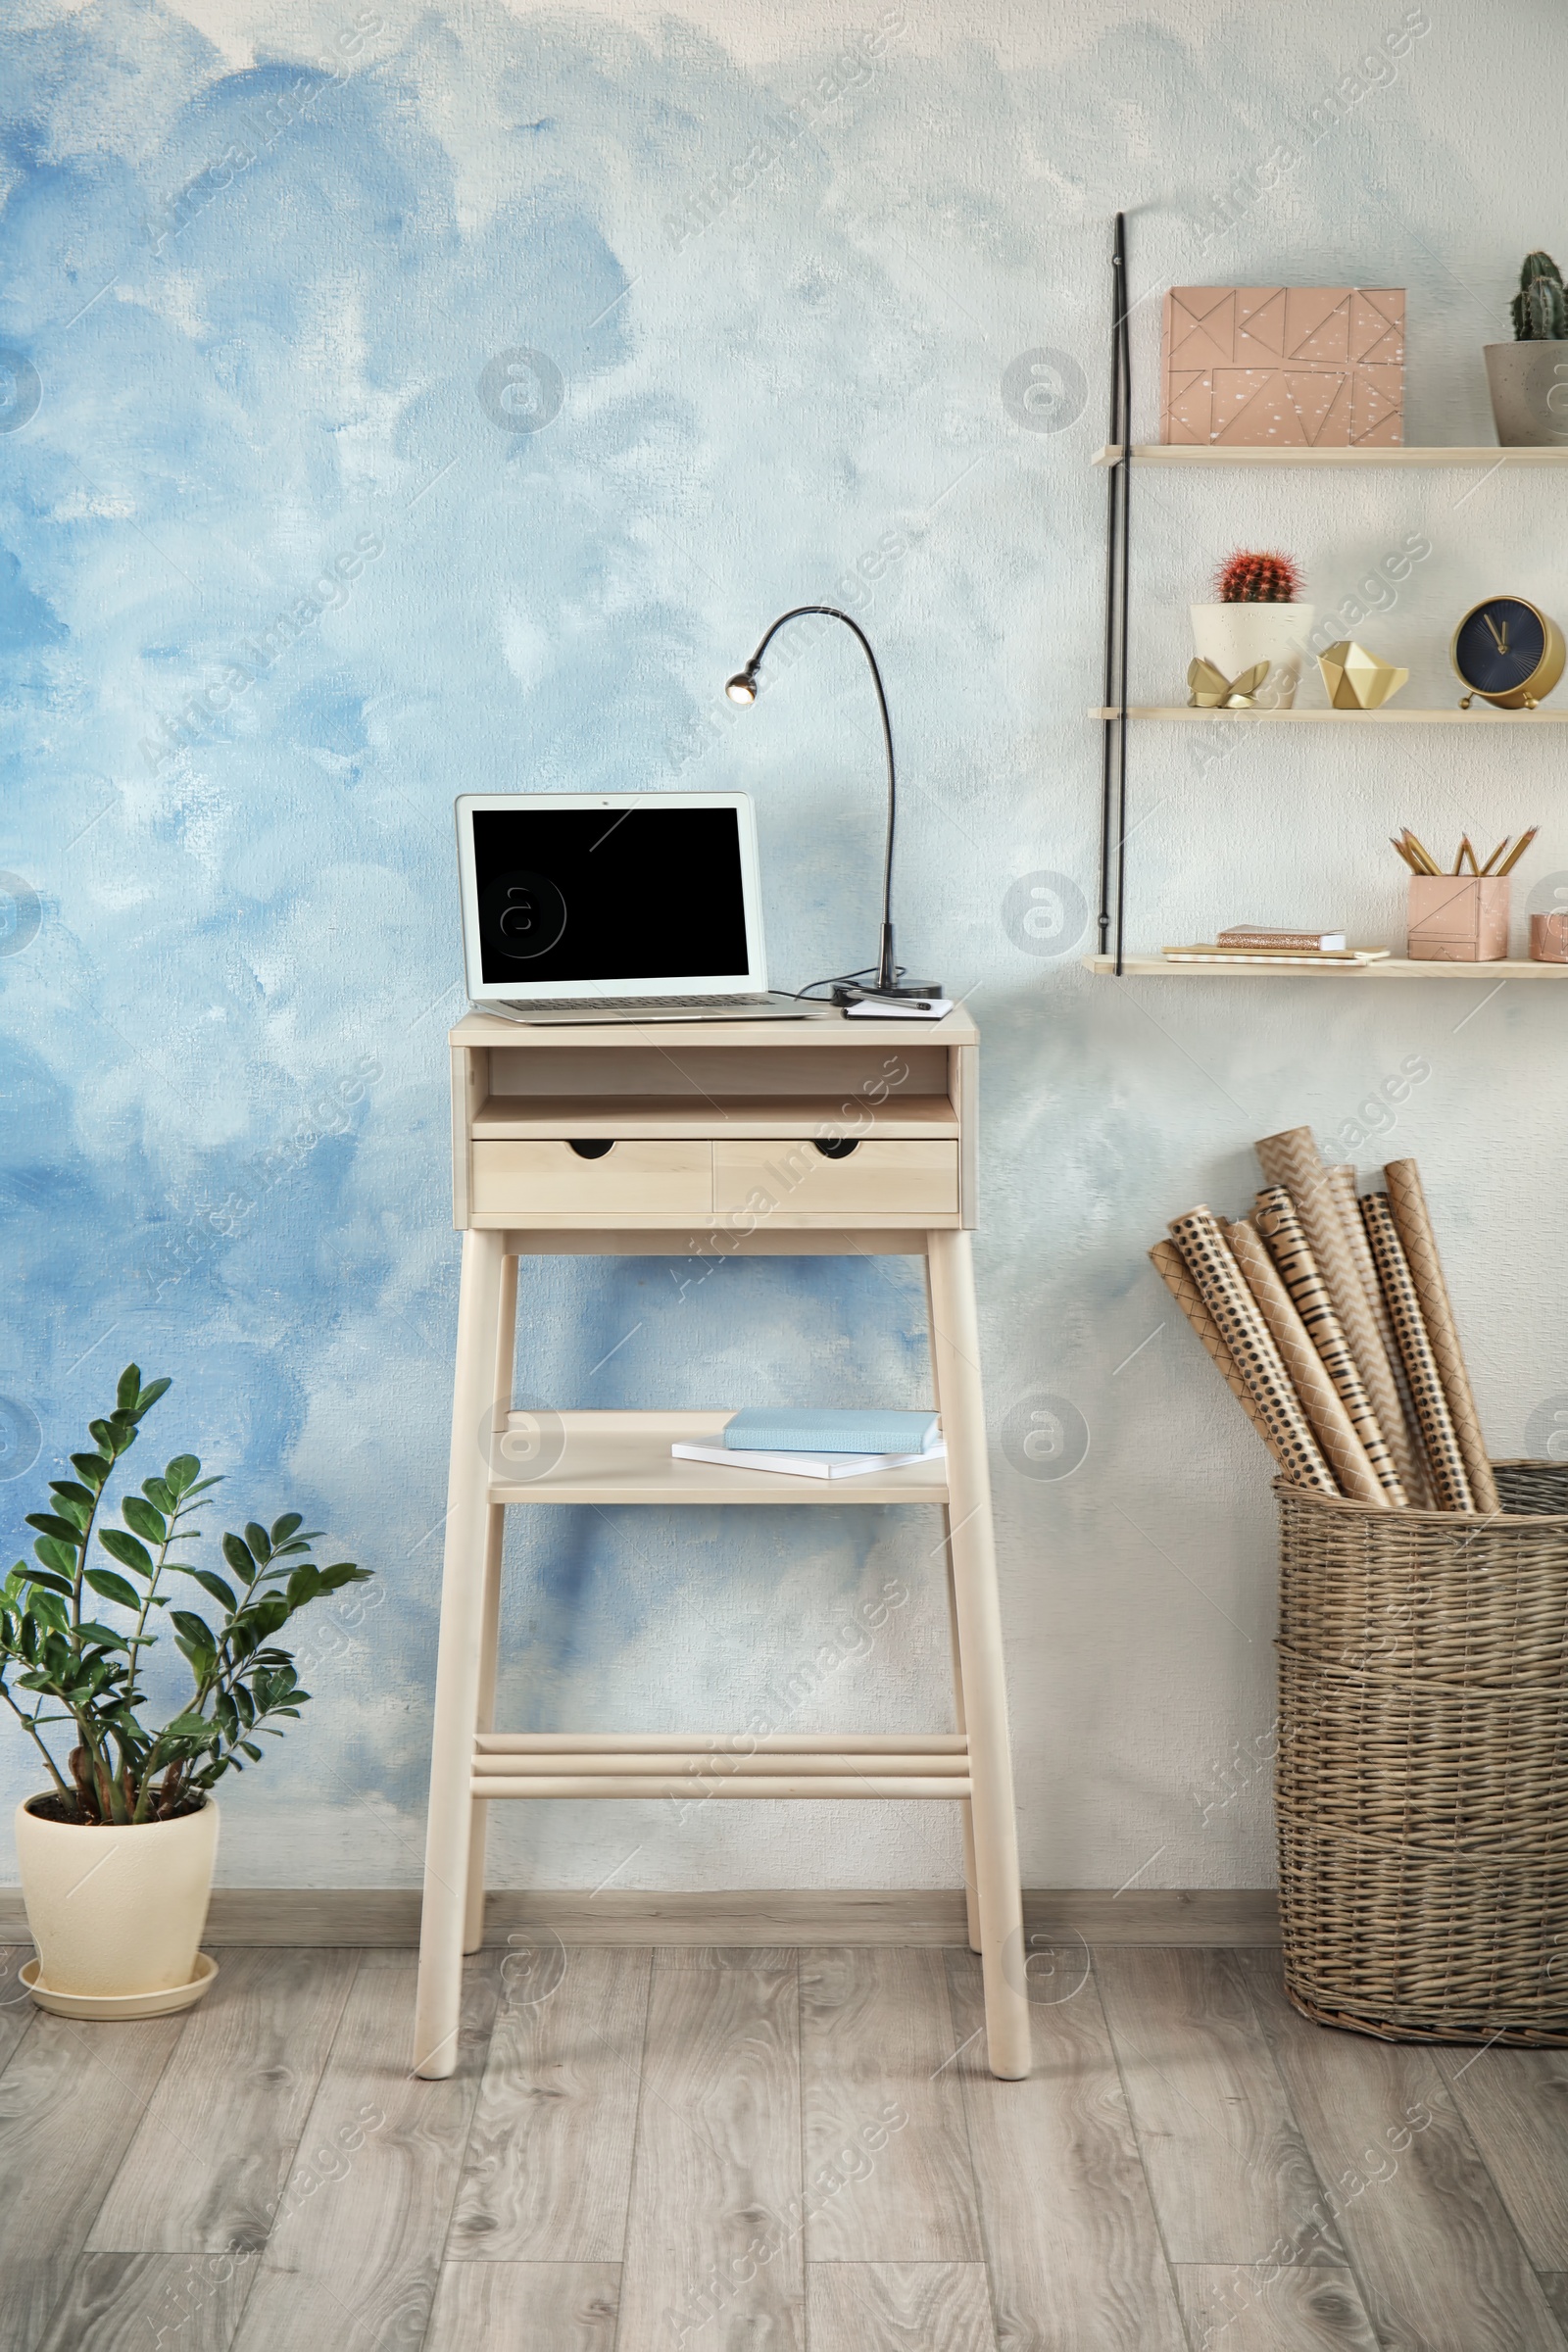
[
  {"xmin": 1253, "ymin": 1186, "xmax": 1408, "ymax": 1505},
  {"xmin": 1327, "ymin": 1162, "xmax": 1432, "ymax": 1507},
  {"xmin": 1149, "ymin": 1239, "xmax": 1279, "ymax": 1460},
  {"xmin": 1255, "ymin": 1126, "xmax": 1425, "ymax": 1504},
  {"xmin": 1361, "ymin": 1193, "xmax": 1476, "ymax": 1513},
  {"xmin": 1224, "ymin": 1216, "xmax": 1389, "ymax": 1506},
  {"xmin": 1166, "ymin": 1208, "xmax": 1338, "ymax": 1495},
  {"xmin": 1384, "ymin": 1159, "xmax": 1501, "ymax": 1517}
]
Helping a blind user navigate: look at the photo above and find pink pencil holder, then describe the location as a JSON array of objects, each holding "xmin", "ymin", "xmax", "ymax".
[{"xmin": 1406, "ymin": 876, "xmax": 1510, "ymax": 962}]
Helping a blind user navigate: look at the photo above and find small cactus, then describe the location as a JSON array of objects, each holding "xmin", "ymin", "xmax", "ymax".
[
  {"xmin": 1512, "ymin": 251, "xmax": 1568, "ymax": 340},
  {"xmin": 1214, "ymin": 550, "xmax": 1302, "ymax": 604}
]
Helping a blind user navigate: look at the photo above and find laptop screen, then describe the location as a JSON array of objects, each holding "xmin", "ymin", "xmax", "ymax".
[{"xmin": 467, "ymin": 801, "xmax": 754, "ymax": 990}]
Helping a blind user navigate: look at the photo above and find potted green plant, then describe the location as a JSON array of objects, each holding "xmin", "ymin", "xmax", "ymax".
[
  {"xmin": 1, "ymin": 1366, "xmax": 370, "ymax": 2016},
  {"xmin": 1190, "ymin": 551, "xmax": 1314, "ymax": 708},
  {"xmin": 1485, "ymin": 252, "xmax": 1568, "ymax": 446}
]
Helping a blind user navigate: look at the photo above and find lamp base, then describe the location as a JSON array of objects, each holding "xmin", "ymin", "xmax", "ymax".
[{"xmin": 832, "ymin": 981, "xmax": 945, "ymax": 1006}]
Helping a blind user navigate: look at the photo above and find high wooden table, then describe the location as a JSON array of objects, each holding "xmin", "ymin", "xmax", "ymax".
[{"xmin": 414, "ymin": 1002, "xmax": 1031, "ymax": 2079}]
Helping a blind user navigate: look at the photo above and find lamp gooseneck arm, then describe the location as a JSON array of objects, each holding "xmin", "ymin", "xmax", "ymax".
[{"xmin": 739, "ymin": 605, "xmax": 899, "ymax": 994}]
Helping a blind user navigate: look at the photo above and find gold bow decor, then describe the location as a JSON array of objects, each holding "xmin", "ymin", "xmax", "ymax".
[{"xmin": 1186, "ymin": 658, "xmax": 1272, "ymax": 710}]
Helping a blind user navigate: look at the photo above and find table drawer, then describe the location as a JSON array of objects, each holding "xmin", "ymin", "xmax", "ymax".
[
  {"xmin": 712, "ymin": 1139, "xmax": 959, "ymax": 1216},
  {"xmin": 471, "ymin": 1140, "xmax": 712, "ymax": 1214}
]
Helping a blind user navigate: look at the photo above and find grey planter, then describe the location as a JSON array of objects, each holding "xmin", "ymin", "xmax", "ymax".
[{"xmin": 1484, "ymin": 343, "xmax": 1568, "ymax": 446}]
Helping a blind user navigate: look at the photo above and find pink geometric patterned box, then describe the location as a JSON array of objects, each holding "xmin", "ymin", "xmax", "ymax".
[{"xmin": 1161, "ymin": 287, "xmax": 1405, "ymax": 447}]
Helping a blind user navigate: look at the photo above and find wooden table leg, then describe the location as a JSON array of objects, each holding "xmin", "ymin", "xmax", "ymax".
[
  {"xmin": 939, "ymin": 1504, "xmax": 983, "ymax": 1955},
  {"xmin": 927, "ymin": 1228, "xmax": 1031, "ymax": 2080},
  {"xmin": 926, "ymin": 1258, "xmax": 982, "ymax": 1953},
  {"xmin": 464, "ymin": 1254, "xmax": 518, "ymax": 1956},
  {"xmin": 415, "ymin": 1226, "xmax": 508, "ymax": 2078}
]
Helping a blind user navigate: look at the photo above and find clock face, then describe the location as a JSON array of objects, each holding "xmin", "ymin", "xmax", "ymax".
[{"xmin": 1454, "ymin": 598, "xmax": 1547, "ymax": 695}]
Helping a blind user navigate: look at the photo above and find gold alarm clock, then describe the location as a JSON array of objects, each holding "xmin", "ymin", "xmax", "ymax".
[{"xmin": 1451, "ymin": 595, "xmax": 1566, "ymax": 709}]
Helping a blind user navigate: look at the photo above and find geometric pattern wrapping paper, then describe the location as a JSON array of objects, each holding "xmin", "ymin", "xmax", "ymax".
[
  {"xmin": 1255, "ymin": 1127, "xmax": 1424, "ymax": 1504},
  {"xmin": 1225, "ymin": 1215, "xmax": 1390, "ymax": 1506},
  {"xmin": 1383, "ymin": 1158, "xmax": 1501, "ymax": 1516},
  {"xmin": 1253, "ymin": 1186, "xmax": 1408, "ymax": 1506},
  {"xmin": 1147, "ymin": 1232, "xmax": 1278, "ymax": 1448},
  {"xmin": 1167, "ymin": 1207, "xmax": 1338, "ymax": 1495},
  {"xmin": 1359, "ymin": 1193, "xmax": 1477, "ymax": 1514},
  {"xmin": 1328, "ymin": 1161, "xmax": 1432, "ymax": 1507},
  {"xmin": 1150, "ymin": 1238, "xmax": 1280, "ymax": 1459},
  {"xmin": 1161, "ymin": 286, "xmax": 1405, "ymax": 448}
]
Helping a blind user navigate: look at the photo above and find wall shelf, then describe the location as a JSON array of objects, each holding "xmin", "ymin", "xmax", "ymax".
[
  {"xmin": 1085, "ymin": 956, "xmax": 1565, "ymax": 981},
  {"xmin": 1093, "ymin": 220, "xmax": 1568, "ymax": 972},
  {"xmin": 1093, "ymin": 444, "xmax": 1568, "ymax": 466},
  {"xmin": 1091, "ymin": 706, "xmax": 1568, "ymax": 723}
]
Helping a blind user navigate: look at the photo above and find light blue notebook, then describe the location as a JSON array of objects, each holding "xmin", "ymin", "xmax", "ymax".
[{"xmin": 723, "ymin": 1407, "xmax": 940, "ymax": 1455}]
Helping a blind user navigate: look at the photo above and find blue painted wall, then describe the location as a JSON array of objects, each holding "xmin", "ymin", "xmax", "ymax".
[{"xmin": 3, "ymin": 0, "xmax": 1563, "ymax": 1891}]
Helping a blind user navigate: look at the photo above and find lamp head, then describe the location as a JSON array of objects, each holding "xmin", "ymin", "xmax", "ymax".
[{"xmin": 724, "ymin": 669, "xmax": 758, "ymax": 706}]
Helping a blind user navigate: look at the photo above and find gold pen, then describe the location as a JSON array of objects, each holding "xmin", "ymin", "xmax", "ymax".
[
  {"xmin": 1391, "ymin": 835, "xmax": 1420, "ymax": 871},
  {"xmin": 1478, "ymin": 837, "xmax": 1510, "ymax": 876},
  {"xmin": 1404, "ymin": 829, "xmax": 1441, "ymax": 876}
]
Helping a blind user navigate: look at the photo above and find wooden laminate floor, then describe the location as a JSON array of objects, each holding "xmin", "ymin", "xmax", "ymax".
[{"xmin": 1, "ymin": 1939, "xmax": 1565, "ymax": 2351}]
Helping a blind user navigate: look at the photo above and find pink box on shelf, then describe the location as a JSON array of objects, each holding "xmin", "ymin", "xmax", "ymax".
[
  {"xmin": 1406, "ymin": 877, "xmax": 1510, "ymax": 962},
  {"xmin": 1161, "ymin": 287, "xmax": 1405, "ymax": 448}
]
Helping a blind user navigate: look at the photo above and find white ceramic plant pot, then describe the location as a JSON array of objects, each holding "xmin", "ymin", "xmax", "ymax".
[
  {"xmin": 1484, "ymin": 343, "xmax": 1568, "ymax": 447},
  {"xmin": 1190, "ymin": 603, "xmax": 1316, "ymax": 708},
  {"xmin": 14, "ymin": 1795, "xmax": 219, "ymax": 2004}
]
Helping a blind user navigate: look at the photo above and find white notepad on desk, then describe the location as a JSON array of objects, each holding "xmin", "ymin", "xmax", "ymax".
[{"xmin": 671, "ymin": 1440, "xmax": 948, "ymax": 1480}]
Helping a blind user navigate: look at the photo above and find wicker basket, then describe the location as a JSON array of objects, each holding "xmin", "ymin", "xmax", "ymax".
[{"xmin": 1274, "ymin": 1460, "xmax": 1568, "ymax": 2044}]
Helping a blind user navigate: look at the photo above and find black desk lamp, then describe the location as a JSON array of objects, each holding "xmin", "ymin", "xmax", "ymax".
[{"xmin": 725, "ymin": 607, "xmax": 941, "ymax": 1002}]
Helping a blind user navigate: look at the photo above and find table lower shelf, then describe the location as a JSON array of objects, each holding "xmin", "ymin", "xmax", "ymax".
[
  {"xmin": 471, "ymin": 1730, "xmax": 970, "ymax": 1798},
  {"xmin": 487, "ymin": 1410, "xmax": 952, "ymax": 1502}
]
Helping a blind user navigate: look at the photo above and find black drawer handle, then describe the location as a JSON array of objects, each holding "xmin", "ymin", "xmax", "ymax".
[
  {"xmin": 567, "ymin": 1139, "xmax": 615, "ymax": 1160},
  {"xmin": 814, "ymin": 1139, "xmax": 859, "ymax": 1159}
]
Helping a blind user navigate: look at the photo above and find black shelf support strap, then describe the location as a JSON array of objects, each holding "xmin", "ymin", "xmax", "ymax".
[{"xmin": 1097, "ymin": 213, "xmax": 1133, "ymax": 974}]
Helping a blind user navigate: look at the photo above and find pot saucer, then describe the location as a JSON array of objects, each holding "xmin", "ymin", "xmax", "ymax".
[{"xmin": 21, "ymin": 1950, "xmax": 219, "ymax": 2019}]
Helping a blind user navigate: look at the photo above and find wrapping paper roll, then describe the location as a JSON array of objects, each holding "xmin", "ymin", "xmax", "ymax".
[
  {"xmin": 1149, "ymin": 1240, "xmax": 1278, "ymax": 1459},
  {"xmin": 1166, "ymin": 1208, "xmax": 1338, "ymax": 1495},
  {"xmin": 1359, "ymin": 1194, "xmax": 1475, "ymax": 1513},
  {"xmin": 1225, "ymin": 1217, "xmax": 1388, "ymax": 1506},
  {"xmin": 1255, "ymin": 1127, "xmax": 1424, "ymax": 1503},
  {"xmin": 1327, "ymin": 1163, "xmax": 1432, "ymax": 1507},
  {"xmin": 1384, "ymin": 1159, "xmax": 1500, "ymax": 1516},
  {"xmin": 1253, "ymin": 1186, "xmax": 1408, "ymax": 1505}
]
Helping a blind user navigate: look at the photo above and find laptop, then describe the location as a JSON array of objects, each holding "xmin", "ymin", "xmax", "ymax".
[{"xmin": 455, "ymin": 791, "xmax": 811, "ymax": 1022}]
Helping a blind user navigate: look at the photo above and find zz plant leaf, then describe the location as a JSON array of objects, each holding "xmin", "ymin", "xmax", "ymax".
[{"xmin": 0, "ymin": 1367, "xmax": 371, "ymax": 1826}]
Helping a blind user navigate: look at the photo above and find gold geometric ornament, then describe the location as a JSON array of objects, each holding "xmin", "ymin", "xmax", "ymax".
[
  {"xmin": 1316, "ymin": 640, "xmax": 1410, "ymax": 710},
  {"xmin": 1187, "ymin": 657, "xmax": 1272, "ymax": 709}
]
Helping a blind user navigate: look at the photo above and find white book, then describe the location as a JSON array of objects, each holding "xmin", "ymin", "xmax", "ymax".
[
  {"xmin": 842, "ymin": 995, "xmax": 953, "ymax": 1020},
  {"xmin": 1161, "ymin": 946, "xmax": 1390, "ymax": 966},
  {"xmin": 671, "ymin": 1440, "xmax": 947, "ymax": 1480}
]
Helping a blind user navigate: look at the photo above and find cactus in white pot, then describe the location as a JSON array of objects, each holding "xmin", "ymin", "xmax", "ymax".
[{"xmin": 1190, "ymin": 550, "xmax": 1314, "ymax": 709}]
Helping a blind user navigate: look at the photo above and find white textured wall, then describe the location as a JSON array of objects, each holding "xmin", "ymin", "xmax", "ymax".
[{"xmin": 2, "ymin": 0, "xmax": 1562, "ymax": 1894}]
